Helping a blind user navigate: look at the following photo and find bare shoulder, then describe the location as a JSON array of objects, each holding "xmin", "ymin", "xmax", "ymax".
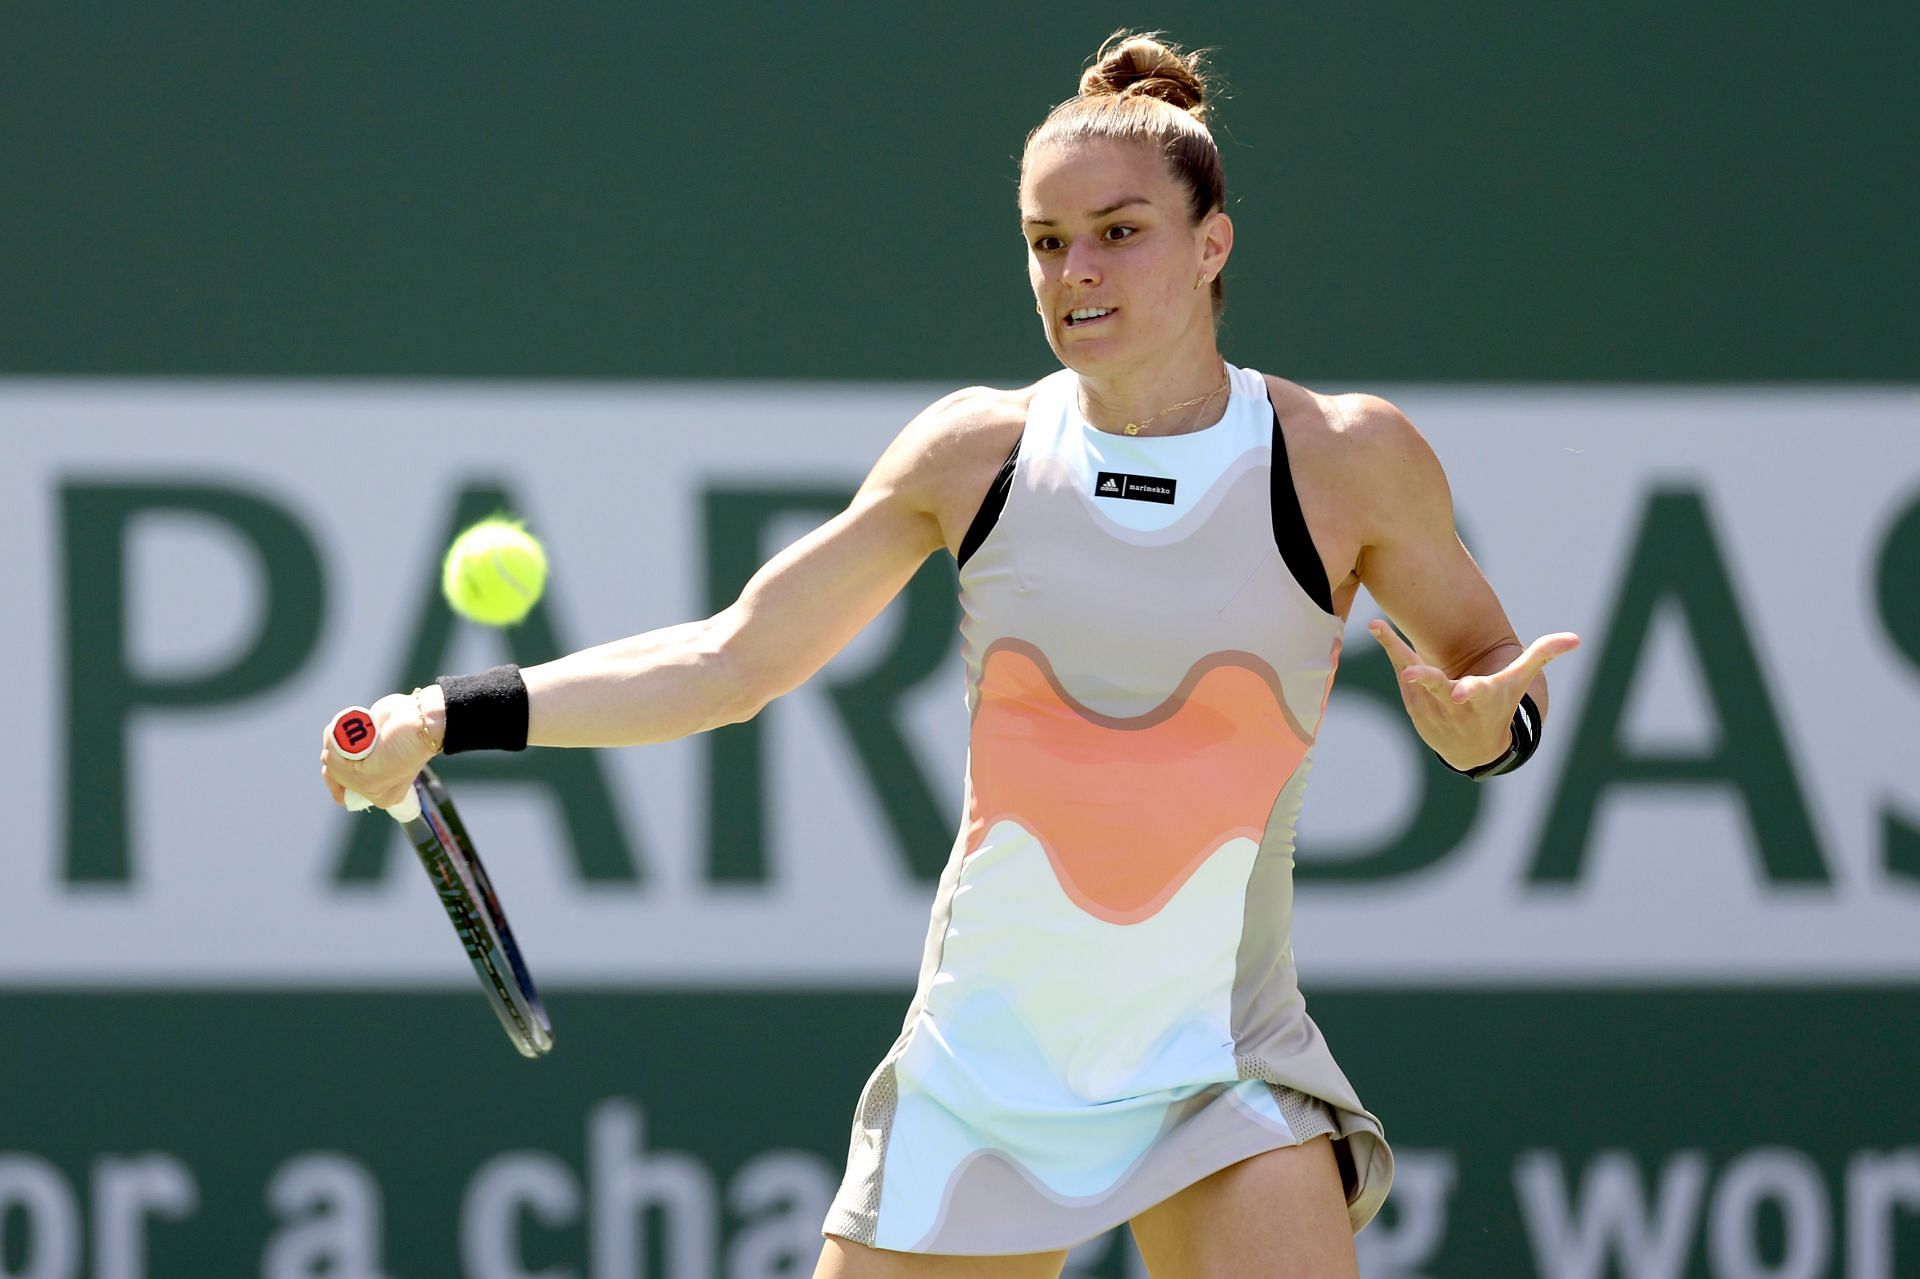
[
  {"xmin": 1249, "ymin": 375, "xmax": 1454, "ymax": 613},
  {"xmin": 1263, "ymin": 376, "xmax": 1429, "ymax": 461},
  {"xmin": 1263, "ymin": 376, "xmax": 1448, "ymax": 514},
  {"xmin": 876, "ymin": 382, "xmax": 1036, "ymax": 556},
  {"xmin": 895, "ymin": 383, "xmax": 1031, "ymax": 475}
]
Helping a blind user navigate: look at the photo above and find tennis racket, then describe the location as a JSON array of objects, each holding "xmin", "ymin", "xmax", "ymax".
[{"xmin": 328, "ymin": 707, "xmax": 555, "ymax": 1059}]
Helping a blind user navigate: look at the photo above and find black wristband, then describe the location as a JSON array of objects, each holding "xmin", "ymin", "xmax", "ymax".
[
  {"xmin": 1439, "ymin": 692, "xmax": 1541, "ymax": 781},
  {"xmin": 435, "ymin": 664, "xmax": 530, "ymax": 755}
]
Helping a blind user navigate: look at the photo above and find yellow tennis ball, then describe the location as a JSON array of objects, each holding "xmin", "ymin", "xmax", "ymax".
[{"xmin": 442, "ymin": 517, "xmax": 548, "ymax": 626}]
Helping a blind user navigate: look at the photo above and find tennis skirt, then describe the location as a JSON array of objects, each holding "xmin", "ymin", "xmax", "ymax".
[{"xmin": 823, "ymin": 1044, "xmax": 1357, "ymax": 1256}]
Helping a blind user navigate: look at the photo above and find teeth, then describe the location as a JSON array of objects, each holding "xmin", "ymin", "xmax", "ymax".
[{"xmin": 1067, "ymin": 307, "xmax": 1114, "ymax": 323}]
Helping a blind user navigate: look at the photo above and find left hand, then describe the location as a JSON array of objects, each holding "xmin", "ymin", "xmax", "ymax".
[{"xmin": 1367, "ymin": 620, "xmax": 1581, "ymax": 771}]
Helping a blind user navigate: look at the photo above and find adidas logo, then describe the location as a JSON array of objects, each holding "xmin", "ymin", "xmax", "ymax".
[{"xmin": 1093, "ymin": 471, "xmax": 1177, "ymax": 504}]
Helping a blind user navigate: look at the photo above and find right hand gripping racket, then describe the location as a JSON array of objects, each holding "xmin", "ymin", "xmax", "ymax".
[{"xmin": 329, "ymin": 708, "xmax": 554, "ymax": 1058}]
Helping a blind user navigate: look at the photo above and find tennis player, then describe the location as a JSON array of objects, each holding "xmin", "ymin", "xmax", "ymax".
[{"xmin": 324, "ymin": 31, "xmax": 1577, "ymax": 1278}]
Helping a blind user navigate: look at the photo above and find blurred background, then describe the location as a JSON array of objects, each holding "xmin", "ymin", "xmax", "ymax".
[{"xmin": 3, "ymin": 4, "xmax": 1916, "ymax": 1276}]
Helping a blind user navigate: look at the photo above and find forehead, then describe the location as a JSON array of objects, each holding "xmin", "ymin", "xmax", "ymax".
[{"xmin": 1019, "ymin": 139, "xmax": 1180, "ymax": 219}]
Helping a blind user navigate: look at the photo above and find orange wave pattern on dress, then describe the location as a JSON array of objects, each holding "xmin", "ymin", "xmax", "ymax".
[{"xmin": 965, "ymin": 639, "xmax": 1314, "ymax": 926}]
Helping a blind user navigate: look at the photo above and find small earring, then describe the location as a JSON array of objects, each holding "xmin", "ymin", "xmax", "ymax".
[{"xmin": 1194, "ymin": 273, "xmax": 1207, "ymax": 290}]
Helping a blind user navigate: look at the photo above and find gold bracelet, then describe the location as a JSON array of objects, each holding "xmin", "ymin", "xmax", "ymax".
[{"xmin": 412, "ymin": 686, "xmax": 443, "ymax": 756}]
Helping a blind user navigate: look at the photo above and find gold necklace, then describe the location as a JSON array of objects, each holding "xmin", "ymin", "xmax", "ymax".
[{"xmin": 1102, "ymin": 371, "xmax": 1231, "ymax": 436}]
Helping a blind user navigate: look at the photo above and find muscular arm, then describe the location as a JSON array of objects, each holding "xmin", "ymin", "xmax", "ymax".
[
  {"xmin": 1344, "ymin": 394, "xmax": 1569, "ymax": 769},
  {"xmin": 520, "ymin": 482, "xmax": 941, "ymax": 747},
  {"xmin": 516, "ymin": 402, "xmax": 966, "ymax": 748},
  {"xmin": 326, "ymin": 388, "xmax": 1020, "ymax": 809}
]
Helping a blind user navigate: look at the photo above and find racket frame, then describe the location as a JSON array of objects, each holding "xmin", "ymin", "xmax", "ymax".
[{"xmin": 399, "ymin": 767, "xmax": 554, "ymax": 1058}]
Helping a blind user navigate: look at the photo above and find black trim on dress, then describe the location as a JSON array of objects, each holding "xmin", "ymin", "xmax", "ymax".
[
  {"xmin": 956, "ymin": 439, "xmax": 1021, "ymax": 569},
  {"xmin": 1269, "ymin": 406, "xmax": 1336, "ymax": 616}
]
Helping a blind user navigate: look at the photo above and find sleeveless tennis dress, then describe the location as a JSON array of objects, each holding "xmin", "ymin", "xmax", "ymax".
[{"xmin": 824, "ymin": 363, "xmax": 1393, "ymax": 1254}]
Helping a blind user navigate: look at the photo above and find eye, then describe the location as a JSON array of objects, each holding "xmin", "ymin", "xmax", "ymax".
[
  {"xmin": 1103, "ymin": 225, "xmax": 1136, "ymax": 242},
  {"xmin": 1031, "ymin": 235, "xmax": 1063, "ymax": 253}
]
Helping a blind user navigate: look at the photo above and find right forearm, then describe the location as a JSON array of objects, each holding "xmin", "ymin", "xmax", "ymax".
[
  {"xmin": 476, "ymin": 440, "xmax": 945, "ymax": 753},
  {"xmin": 515, "ymin": 617, "xmax": 759, "ymax": 749}
]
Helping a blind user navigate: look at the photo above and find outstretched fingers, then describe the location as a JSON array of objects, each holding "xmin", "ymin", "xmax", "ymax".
[
  {"xmin": 1372, "ymin": 622, "xmax": 1581, "ymax": 710},
  {"xmin": 1367, "ymin": 619, "xmax": 1454, "ymax": 698},
  {"xmin": 1499, "ymin": 631, "xmax": 1582, "ymax": 694}
]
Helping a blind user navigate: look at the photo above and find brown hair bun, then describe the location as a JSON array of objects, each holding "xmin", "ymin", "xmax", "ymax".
[{"xmin": 1077, "ymin": 32, "xmax": 1210, "ymax": 120}]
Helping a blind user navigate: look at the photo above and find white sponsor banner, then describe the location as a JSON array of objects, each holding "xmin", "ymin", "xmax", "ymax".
[{"xmin": 2, "ymin": 381, "xmax": 1916, "ymax": 987}]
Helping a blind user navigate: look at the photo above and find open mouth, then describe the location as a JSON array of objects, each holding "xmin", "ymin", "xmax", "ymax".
[{"xmin": 1063, "ymin": 307, "xmax": 1116, "ymax": 329}]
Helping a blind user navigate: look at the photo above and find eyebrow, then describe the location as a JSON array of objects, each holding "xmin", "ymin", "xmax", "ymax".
[{"xmin": 1021, "ymin": 197, "xmax": 1150, "ymax": 228}]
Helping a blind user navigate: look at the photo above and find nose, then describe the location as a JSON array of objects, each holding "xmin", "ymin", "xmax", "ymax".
[{"xmin": 1062, "ymin": 242, "xmax": 1101, "ymax": 289}]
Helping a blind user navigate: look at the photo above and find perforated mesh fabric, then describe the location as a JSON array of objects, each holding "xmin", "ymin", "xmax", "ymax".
[
  {"xmin": 1268, "ymin": 1083, "xmax": 1339, "ymax": 1144},
  {"xmin": 823, "ymin": 1061, "xmax": 898, "ymax": 1246},
  {"xmin": 1238, "ymin": 1055, "xmax": 1340, "ymax": 1142},
  {"xmin": 855, "ymin": 1065, "xmax": 897, "ymax": 1214}
]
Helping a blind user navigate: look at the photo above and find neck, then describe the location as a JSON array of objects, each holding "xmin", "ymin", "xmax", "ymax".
[{"xmin": 1076, "ymin": 350, "xmax": 1231, "ymax": 437}]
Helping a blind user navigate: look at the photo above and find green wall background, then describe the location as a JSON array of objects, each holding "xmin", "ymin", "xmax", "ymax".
[
  {"xmin": 4, "ymin": 1, "xmax": 1913, "ymax": 381},
  {"xmin": 5, "ymin": 991, "xmax": 1915, "ymax": 1276}
]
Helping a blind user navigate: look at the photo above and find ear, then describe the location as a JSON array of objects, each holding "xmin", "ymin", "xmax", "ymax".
[{"xmin": 1199, "ymin": 209, "xmax": 1233, "ymax": 278}]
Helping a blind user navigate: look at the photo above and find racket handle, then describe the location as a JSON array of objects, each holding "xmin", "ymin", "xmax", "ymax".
[
  {"xmin": 345, "ymin": 786, "xmax": 422, "ymax": 823},
  {"xmin": 329, "ymin": 705, "xmax": 423, "ymax": 822}
]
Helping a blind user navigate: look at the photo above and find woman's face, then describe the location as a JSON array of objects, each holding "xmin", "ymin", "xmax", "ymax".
[{"xmin": 1020, "ymin": 138, "xmax": 1229, "ymax": 374}]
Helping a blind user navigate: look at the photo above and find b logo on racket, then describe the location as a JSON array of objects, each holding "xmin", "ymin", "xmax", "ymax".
[{"xmin": 330, "ymin": 708, "xmax": 378, "ymax": 759}]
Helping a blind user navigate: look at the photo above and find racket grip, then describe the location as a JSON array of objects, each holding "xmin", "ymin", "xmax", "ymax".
[
  {"xmin": 345, "ymin": 786, "xmax": 422, "ymax": 823},
  {"xmin": 329, "ymin": 706, "xmax": 422, "ymax": 822}
]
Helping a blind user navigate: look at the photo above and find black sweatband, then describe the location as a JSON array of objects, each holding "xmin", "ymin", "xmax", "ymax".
[
  {"xmin": 1440, "ymin": 692, "xmax": 1542, "ymax": 781},
  {"xmin": 435, "ymin": 664, "xmax": 530, "ymax": 755}
]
